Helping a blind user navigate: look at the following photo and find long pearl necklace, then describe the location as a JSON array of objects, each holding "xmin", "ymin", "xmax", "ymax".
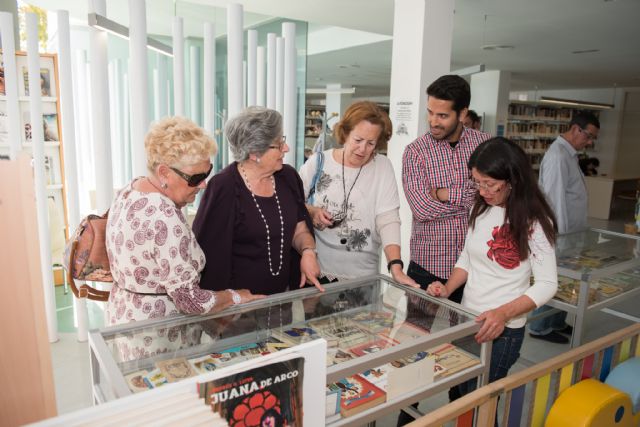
[{"xmin": 239, "ymin": 163, "xmax": 284, "ymax": 276}]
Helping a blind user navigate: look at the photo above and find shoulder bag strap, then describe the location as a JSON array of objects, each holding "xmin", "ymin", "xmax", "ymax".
[{"xmin": 306, "ymin": 151, "xmax": 324, "ymax": 205}]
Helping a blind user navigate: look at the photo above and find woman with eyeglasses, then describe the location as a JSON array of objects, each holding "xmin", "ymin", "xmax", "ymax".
[
  {"xmin": 105, "ymin": 116, "xmax": 265, "ymax": 330},
  {"xmin": 426, "ymin": 137, "xmax": 558, "ymax": 398},
  {"xmin": 299, "ymin": 101, "xmax": 417, "ymax": 286},
  {"xmin": 193, "ymin": 107, "xmax": 323, "ymax": 296}
]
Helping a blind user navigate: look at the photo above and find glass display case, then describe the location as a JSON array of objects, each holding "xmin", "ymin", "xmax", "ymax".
[
  {"xmin": 549, "ymin": 228, "xmax": 640, "ymax": 347},
  {"xmin": 89, "ymin": 275, "xmax": 490, "ymax": 426}
]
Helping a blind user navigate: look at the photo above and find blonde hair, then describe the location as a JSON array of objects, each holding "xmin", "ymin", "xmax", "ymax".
[{"xmin": 145, "ymin": 116, "xmax": 217, "ymax": 172}]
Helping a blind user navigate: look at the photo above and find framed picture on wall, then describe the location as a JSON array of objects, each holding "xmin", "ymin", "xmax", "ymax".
[{"xmin": 22, "ymin": 66, "xmax": 52, "ymax": 97}]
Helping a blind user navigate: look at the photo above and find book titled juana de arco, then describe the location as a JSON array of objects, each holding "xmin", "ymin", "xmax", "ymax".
[{"xmin": 199, "ymin": 357, "xmax": 305, "ymax": 427}]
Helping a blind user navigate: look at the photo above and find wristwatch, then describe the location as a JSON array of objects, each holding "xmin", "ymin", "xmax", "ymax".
[
  {"xmin": 228, "ymin": 289, "xmax": 242, "ymax": 305},
  {"xmin": 387, "ymin": 259, "xmax": 404, "ymax": 272}
]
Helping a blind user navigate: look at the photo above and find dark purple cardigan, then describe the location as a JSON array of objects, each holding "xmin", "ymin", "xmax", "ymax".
[{"xmin": 192, "ymin": 162, "xmax": 314, "ymax": 294}]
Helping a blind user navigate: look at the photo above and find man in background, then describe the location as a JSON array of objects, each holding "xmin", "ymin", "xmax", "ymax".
[
  {"xmin": 528, "ymin": 111, "xmax": 600, "ymax": 344},
  {"xmin": 463, "ymin": 109, "xmax": 482, "ymax": 130}
]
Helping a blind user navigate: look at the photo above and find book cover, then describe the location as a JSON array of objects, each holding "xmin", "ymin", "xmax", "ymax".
[
  {"xmin": 272, "ymin": 326, "xmax": 320, "ymax": 346},
  {"xmin": 22, "ymin": 66, "xmax": 51, "ymax": 97},
  {"xmin": 382, "ymin": 321, "xmax": 428, "ymax": 343},
  {"xmin": 201, "ymin": 357, "xmax": 304, "ymax": 426},
  {"xmin": 124, "ymin": 369, "xmax": 151, "ymax": 393},
  {"xmin": 0, "ymin": 65, "xmax": 5, "ymax": 95},
  {"xmin": 156, "ymin": 357, "xmax": 197, "ymax": 383},
  {"xmin": 334, "ymin": 375, "xmax": 386, "ymax": 418},
  {"xmin": 430, "ymin": 344, "xmax": 480, "ymax": 376},
  {"xmin": 350, "ymin": 310, "xmax": 395, "ymax": 334},
  {"xmin": 143, "ymin": 368, "xmax": 168, "ymax": 388},
  {"xmin": 327, "ymin": 348, "xmax": 354, "ymax": 366},
  {"xmin": 189, "ymin": 355, "xmax": 219, "ymax": 374},
  {"xmin": 325, "ymin": 383, "xmax": 342, "ymax": 417},
  {"xmin": 347, "ymin": 337, "xmax": 398, "ymax": 357}
]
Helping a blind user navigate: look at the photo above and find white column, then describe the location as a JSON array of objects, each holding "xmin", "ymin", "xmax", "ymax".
[
  {"xmin": 246, "ymin": 29, "xmax": 257, "ymax": 107},
  {"xmin": 203, "ymin": 22, "xmax": 216, "ymax": 139},
  {"xmin": 470, "ymin": 70, "xmax": 511, "ymax": 135},
  {"xmin": 27, "ymin": 13, "xmax": 58, "ymax": 343},
  {"xmin": 266, "ymin": 33, "xmax": 276, "ymax": 109},
  {"xmin": 129, "ymin": 0, "xmax": 149, "ymax": 178},
  {"xmin": 275, "ymin": 36, "xmax": 285, "ymax": 115},
  {"xmin": 73, "ymin": 50, "xmax": 92, "ymax": 213},
  {"xmin": 256, "ymin": 46, "xmax": 266, "ymax": 107},
  {"xmin": 189, "ymin": 45, "xmax": 201, "ymax": 124},
  {"xmin": 156, "ymin": 55, "xmax": 168, "ymax": 119},
  {"xmin": 0, "ymin": 12, "xmax": 21, "ymax": 160},
  {"xmin": 88, "ymin": 0, "xmax": 113, "ymax": 213},
  {"xmin": 173, "ymin": 16, "xmax": 185, "ymax": 116},
  {"xmin": 227, "ymin": 3, "xmax": 243, "ymax": 119},
  {"xmin": 325, "ymin": 83, "xmax": 353, "ymax": 122},
  {"xmin": 113, "ymin": 59, "xmax": 126, "ymax": 185},
  {"xmin": 387, "ymin": 0, "xmax": 455, "ymax": 265},
  {"xmin": 57, "ymin": 11, "xmax": 89, "ymax": 341},
  {"xmin": 282, "ymin": 23, "xmax": 297, "ymax": 165}
]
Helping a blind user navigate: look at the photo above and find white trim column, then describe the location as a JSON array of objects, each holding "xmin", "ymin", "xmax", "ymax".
[
  {"xmin": 387, "ymin": 0, "xmax": 455, "ymax": 266},
  {"xmin": 246, "ymin": 29, "xmax": 257, "ymax": 107},
  {"xmin": 0, "ymin": 12, "xmax": 21, "ymax": 160},
  {"xmin": 27, "ymin": 13, "xmax": 58, "ymax": 343},
  {"xmin": 256, "ymin": 46, "xmax": 266, "ymax": 107},
  {"xmin": 266, "ymin": 33, "xmax": 276, "ymax": 109},
  {"xmin": 275, "ymin": 36, "xmax": 284, "ymax": 115},
  {"xmin": 173, "ymin": 16, "xmax": 185, "ymax": 116},
  {"xmin": 227, "ymin": 3, "xmax": 243, "ymax": 163},
  {"xmin": 129, "ymin": 0, "xmax": 149, "ymax": 178},
  {"xmin": 88, "ymin": 0, "xmax": 114, "ymax": 213},
  {"xmin": 203, "ymin": 22, "xmax": 216, "ymax": 138},
  {"xmin": 282, "ymin": 22, "xmax": 297, "ymax": 165},
  {"xmin": 189, "ymin": 45, "xmax": 201, "ymax": 124}
]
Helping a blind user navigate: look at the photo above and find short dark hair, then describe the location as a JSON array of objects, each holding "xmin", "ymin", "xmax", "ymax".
[
  {"xmin": 426, "ymin": 75, "xmax": 471, "ymax": 114},
  {"xmin": 570, "ymin": 111, "xmax": 600, "ymax": 129},
  {"xmin": 468, "ymin": 137, "xmax": 557, "ymax": 260},
  {"xmin": 467, "ymin": 109, "xmax": 480, "ymax": 124}
]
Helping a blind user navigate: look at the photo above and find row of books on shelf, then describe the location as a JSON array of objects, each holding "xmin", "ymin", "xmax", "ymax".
[
  {"xmin": 508, "ymin": 104, "xmax": 574, "ymax": 121},
  {"xmin": 507, "ymin": 122, "xmax": 569, "ymax": 136}
]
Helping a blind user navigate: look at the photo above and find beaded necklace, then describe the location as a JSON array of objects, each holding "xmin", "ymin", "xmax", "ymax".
[{"xmin": 239, "ymin": 163, "xmax": 284, "ymax": 276}]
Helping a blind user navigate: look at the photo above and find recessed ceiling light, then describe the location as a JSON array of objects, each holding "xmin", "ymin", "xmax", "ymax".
[
  {"xmin": 481, "ymin": 44, "xmax": 514, "ymax": 51},
  {"xmin": 572, "ymin": 49, "xmax": 600, "ymax": 54}
]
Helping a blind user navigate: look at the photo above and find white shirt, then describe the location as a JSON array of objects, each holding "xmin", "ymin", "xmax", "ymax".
[
  {"xmin": 299, "ymin": 150, "xmax": 400, "ymax": 279},
  {"xmin": 539, "ymin": 136, "xmax": 588, "ymax": 234},
  {"xmin": 456, "ymin": 206, "xmax": 558, "ymax": 328}
]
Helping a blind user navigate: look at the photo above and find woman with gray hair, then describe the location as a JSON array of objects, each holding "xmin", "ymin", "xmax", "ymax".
[{"xmin": 194, "ymin": 107, "xmax": 323, "ymax": 295}]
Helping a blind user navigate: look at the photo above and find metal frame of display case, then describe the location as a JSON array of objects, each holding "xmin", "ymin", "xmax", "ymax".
[
  {"xmin": 545, "ymin": 228, "xmax": 640, "ymax": 348},
  {"xmin": 88, "ymin": 275, "xmax": 491, "ymax": 426}
]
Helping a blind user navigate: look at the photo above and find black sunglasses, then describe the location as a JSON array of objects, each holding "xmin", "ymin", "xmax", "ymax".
[{"xmin": 170, "ymin": 164, "xmax": 213, "ymax": 187}]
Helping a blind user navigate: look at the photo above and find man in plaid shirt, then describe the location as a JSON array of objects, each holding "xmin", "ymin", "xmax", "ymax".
[
  {"xmin": 402, "ymin": 75, "xmax": 490, "ymax": 299},
  {"xmin": 397, "ymin": 75, "xmax": 491, "ymax": 427}
]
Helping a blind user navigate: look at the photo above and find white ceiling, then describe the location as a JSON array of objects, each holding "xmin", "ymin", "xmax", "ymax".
[{"xmin": 28, "ymin": 0, "xmax": 640, "ymax": 98}]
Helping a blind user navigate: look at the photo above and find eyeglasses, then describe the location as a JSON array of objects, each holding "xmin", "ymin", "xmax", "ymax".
[
  {"xmin": 469, "ymin": 180, "xmax": 505, "ymax": 194},
  {"xmin": 579, "ymin": 127, "xmax": 598, "ymax": 142},
  {"xmin": 170, "ymin": 164, "xmax": 213, "ymax": 187},
  {"xmin": 268, "ymin": 135, "xmax": 287, "ymax": 151}
]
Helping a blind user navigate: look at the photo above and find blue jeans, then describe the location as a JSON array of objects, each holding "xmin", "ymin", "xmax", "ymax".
[
  {"xmin": 456, "ymin": 326, "xmax": 525, "ymax": 396},
  {"xmin": 528, "ymin": 305, "xmax": 567, "ymax": 335}
]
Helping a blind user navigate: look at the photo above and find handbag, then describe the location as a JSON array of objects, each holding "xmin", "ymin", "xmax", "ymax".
[
  {"xmin": 306, "ymin": 151, "xmax": 325, "ymax": 205},
  {"xmin": 62, "ymin": 211, "xmax": 112, "ymax": 301}
]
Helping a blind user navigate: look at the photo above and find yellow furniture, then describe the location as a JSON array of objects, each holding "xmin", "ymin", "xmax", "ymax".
[{"xmin": 545, "ymin": 378, "xmax": 638, "ymax": 427}]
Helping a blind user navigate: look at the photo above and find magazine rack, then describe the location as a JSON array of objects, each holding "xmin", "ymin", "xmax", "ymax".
[
  {"xmin": 88, "ymin": 275, "xmax": 491, "ymax": 426},
  {"xmin": 547, "ymin": 228, "xmax": 640, "ymax": 347}
]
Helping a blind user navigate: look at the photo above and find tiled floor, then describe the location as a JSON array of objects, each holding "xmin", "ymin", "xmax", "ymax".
[{"xmin": 49, "ymin": 217, "xmax": 640, "ymax": 424}]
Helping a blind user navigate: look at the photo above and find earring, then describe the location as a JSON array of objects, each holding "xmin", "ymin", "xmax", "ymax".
[
  {"xmin": 256, "ymin": 157, "xmax": 261, "ymax": 164},
  {"xmin": 161, "ymin": 183, "xmax": 168, "ymax": 189}
]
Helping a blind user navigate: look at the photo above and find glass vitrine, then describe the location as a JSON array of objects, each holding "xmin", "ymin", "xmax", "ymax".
[
  {"xmin": 89, "ymin": 275, "xmax": 490, "ymax": 425},
  {"xmin": 549, "ymin": 229, "xmax": 640, "ymax": 346}
]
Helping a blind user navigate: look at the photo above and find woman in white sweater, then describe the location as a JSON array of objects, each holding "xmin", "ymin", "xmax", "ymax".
[{"xmin": 427, "ymin": 137, "xmax": 558, "ymax": 396}]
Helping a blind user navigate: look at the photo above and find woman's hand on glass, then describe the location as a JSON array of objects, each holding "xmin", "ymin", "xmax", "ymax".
[
  {"xmin": 390, "ymin": 267, "xmax": 420, "ymax": 288},
  {"xmin": 426, "ymin": 281, "xmax": 449, "ymax": 298},
  {"xmin": 299, "ymin": 250, "xmax": 324, "ymax": 292},
  {"xmin": 474, "ymin": 308, "xmax": 507, "ymax": 343},
  {"xmin": 235, "ymin": 289, "xmax": 267, "ymax": 304},
  {"xmin": 309, "ymin": 206, "xmax": 334, "ymax": 230}
]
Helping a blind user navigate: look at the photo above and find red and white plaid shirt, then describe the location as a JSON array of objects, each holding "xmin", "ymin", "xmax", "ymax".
[{"xmin": 402, "ymin": 128, "xmax": 490, "ymax": 279}]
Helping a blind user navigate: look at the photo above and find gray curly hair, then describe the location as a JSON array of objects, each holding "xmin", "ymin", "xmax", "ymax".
[{"xmin": 225, "ymin": 107, "xmax": 283, "ymax": 161}]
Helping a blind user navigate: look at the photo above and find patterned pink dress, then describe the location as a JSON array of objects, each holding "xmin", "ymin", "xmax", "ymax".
[{"xmin": 104, "ymin": 180, "xmax": 220, "ymax": 361}]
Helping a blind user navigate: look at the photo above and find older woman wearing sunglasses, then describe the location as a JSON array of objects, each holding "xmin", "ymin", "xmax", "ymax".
[
  {"xmin": 194, "ymin": 107, "xmax": 323, "ymax": 296},
  {"xmin": 105, "ymin": 116, "xmax": 265, "ymax": 329}
]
